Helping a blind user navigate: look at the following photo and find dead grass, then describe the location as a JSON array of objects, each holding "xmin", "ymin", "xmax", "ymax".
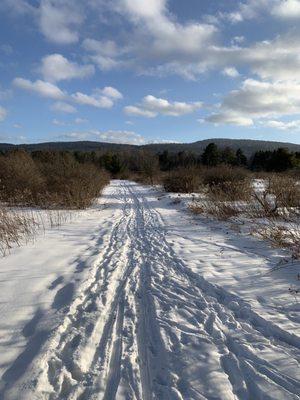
[
  {"xmin": 189, "ymin": 201, "xmax": 240, "ymax": 221},
  {"xmin": 250, "ymin": 175, "xmax": 300, "ymax": 219},
  {"xmin": 0, "ymin": 207, "xmax": 38, "ymax": 256},
  {"xmin": 253, "ymin": 221, "xmax": 300, "ymax": 259}
]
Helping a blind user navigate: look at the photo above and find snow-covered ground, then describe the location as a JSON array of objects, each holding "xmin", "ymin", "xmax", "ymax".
[{"xmin": 0, "ymin": 180, "xmax": 299, "ymax": 399}]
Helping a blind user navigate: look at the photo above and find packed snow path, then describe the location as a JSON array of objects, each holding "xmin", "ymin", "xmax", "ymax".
[{"xmin": 0, "ymin": 181, "xmax": 299, "ymax": 399}]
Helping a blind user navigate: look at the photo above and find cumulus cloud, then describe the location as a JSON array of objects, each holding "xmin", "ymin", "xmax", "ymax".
[
  {"xmin": 124, "ymin": 95, "xmax": 203, "ymax": 118},
  {"xmin": 124, "ymin": 106, "xmax": 156, "ymax": 118},
  {"xmin": 71, "ymin": 86, "xmax": 123, "ymax": 109},
  {"xmin": 239, "ymin": 33, "xmax": 300, "ymax": 82},
  {"xmin": 14, "ymin": 76, "xmax": 122, "ymax": 110},
  {"xmin": 71, "ymin": 92, "xmax": 113, "ymax": 108},
  {"xmin": 13, "ymin": 77, "xmax": 65, "ymax": 99},
  {"xmin": 40, "ymin": 54, "xmax": 95, "ymax": 82},
  {"xmin": 0, "ymin": 106, "xmax": 7, "ymax": 122},
  {"xmin": 83, "ymin": 0, "xmax": 217, "ymax": 78},
  {"xmin": 206, "ymin": 78, "xmax": 300, "ymax": 126},
  {"xmin": 51, "ymin": 101, "xmax": 77, "ymax": 113},
  {"xmin": 101, "ymin": 86, "xmax": 123, "ymax": 100},
  {"xmin": 39, "ymin": 0, "xmax": 83, "ymax": 44}
]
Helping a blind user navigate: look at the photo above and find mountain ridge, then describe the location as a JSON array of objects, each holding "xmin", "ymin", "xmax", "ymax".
[{"xmin": 1, "ymin": 138, "xmax": 300, "ymax": 157}]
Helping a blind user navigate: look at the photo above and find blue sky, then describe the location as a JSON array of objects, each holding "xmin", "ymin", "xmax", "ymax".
[{"xmin": 1, "ymin": 0, "xmax": 300, "ymax": 145}]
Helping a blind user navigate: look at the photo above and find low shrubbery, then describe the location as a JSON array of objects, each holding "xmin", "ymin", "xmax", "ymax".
[
  {"xmin": 0, "ymin": 149, "xmax": 110, "ymax": 255},
  {"xmin": 0, "ymin": 150, "xmax": 109, "ymax": 209},
  {"xmin": 202, "ymin": 165, "xmax": 251, "ymax": 202},
  {"xmin": 163, "ymin": 168, "xmax": 201, "ymax": 193}
]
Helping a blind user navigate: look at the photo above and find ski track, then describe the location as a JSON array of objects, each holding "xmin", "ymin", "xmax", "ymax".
[{"xmin": 2, "ymin": 181, "xmax": 300, "ymax": 400}]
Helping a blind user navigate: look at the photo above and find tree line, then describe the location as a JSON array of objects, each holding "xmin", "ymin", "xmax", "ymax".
[{"xmin": 70, "ymin": 142, "xmax": 300, "ymax": 176}]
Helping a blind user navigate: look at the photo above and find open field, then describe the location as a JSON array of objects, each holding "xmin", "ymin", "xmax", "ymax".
[{"xmin": 0, "ymin": 180, "xmax": 299, "ymax": 399}]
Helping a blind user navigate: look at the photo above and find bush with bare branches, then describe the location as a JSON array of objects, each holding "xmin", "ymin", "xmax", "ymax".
[
  {"xmin": 201, "ymin": 166, "xmax": 251, "ymax": 201},
  {"xmin": 250, "ymin": 175, "xmax": 300, "ymax": 218},
  {"xmin": 163, "ymin": 167, "xmax": 201, "ymax": 193}
]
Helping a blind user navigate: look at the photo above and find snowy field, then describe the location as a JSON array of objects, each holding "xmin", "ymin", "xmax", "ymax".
[{"xmin": 0, "ymin": 180, "xmax": 299, "ymax": 399}]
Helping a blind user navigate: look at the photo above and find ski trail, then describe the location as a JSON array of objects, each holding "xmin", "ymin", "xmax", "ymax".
[{"xmin": 5, "ymin": 181, "xmax": 300, "ymax": 400}]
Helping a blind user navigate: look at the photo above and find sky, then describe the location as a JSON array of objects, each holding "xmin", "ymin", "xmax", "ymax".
[{"xmin": 1, "ymin": 0, "xmax": 300, "ymax": 145}]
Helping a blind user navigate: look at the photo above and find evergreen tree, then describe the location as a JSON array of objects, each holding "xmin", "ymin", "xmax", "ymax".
[
  {"xmin": 235, "ymin": 148, "xmax": 247, "ymax": 166},
  {"xmin": 202, "ymin": 143, "xmax": 220, "ymax": 166}
]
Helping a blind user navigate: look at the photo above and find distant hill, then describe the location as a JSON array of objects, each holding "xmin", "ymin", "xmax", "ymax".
[
  {"xmin": 142, "ymin": 139, "xmax": 300, "ymax": 157},
  {"xmin": 1, "ymin": 138, "xmax": 300, "ymax": 158}
]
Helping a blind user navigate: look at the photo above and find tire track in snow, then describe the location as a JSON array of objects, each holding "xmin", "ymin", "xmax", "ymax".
[{"xmin": 7, "ymin": 181, "xmax": 300, "ymax": 400}]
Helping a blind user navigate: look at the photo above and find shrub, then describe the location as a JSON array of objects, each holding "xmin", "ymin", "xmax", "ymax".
[
  {"xmin": 202, "ymin": 166, "xmax": 251, "ymax": 201},
  {"xmin": 189, "ymin": 201, "xmax": 240, "ymax": 221},
  {"xmin": 0, "ymin": 150, "xmax": 110, "ymax": 209},
  {"xmin": 250, "ymin": 174, "xmax": 300, "ymax": 218},
  {"xmin": 163, "ymin": 168, "xmax": 201, "ymax": 193},
  {"xmin": 0, "ymin": 150, "xmax": 45, "ymax": 205},
  {"xmin": 36, "ymin": 154, "xmax": 109, "ymax": 209},
  {"xmin": 269, "ymin": 175, "xmax": 300, "ymax": 208}
]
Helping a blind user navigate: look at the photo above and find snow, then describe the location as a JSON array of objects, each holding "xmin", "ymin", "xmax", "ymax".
[{"xmin": 0, "ymin": 180, "xmax": 299, "ymax": 399}]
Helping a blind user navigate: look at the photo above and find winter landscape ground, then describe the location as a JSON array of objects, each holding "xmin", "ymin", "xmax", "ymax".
[{"xmin": 0, "ymin": 180, "xmax": 299, "ymax": 400}]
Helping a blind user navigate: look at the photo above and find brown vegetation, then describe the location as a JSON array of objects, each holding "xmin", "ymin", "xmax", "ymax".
[
  {"xmin": 162, "ymin": 167, "xmax": 201, "ymax": 193},
  {"xmin": 0, "ymin": 150, "xmax": 109, "ymax": 209}
]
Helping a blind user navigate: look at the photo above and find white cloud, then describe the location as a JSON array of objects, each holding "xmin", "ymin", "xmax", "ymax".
[
  {"xmin": 240, "ymin": 33, "xmax": 300, "ymax": 82},
  {"xmin": 0, "ymin": 132, "xmax": 27, "ymax": 143},
  {"xmin": 84, "ymin": 0, "xmax": 217, "ymax": 79},
  {"xmin": 13, "ymin": 77, "xmax": 65, "ymax": 99},
  {"xmin": 101, "ymin": 86, "xmax": 123, "ymax": 99},
  {"xmin": 0, "ymin": 106, "xmax": 7, "ymax": 122},
  {"xmin": 75, "ymin": 118, "xmax": 88, "ymax": 124},
  {"xmin": 262, "ymin": 119, "xmax": 300, "ymax": 130},
  {"xmin": 13, "ymin": 76, "xmax": 122, "ymax": 110},
  {"xmin": 125, "ymin": 95, "xmax": 203, "ymax": 118},
  {"xmin": 71, "ymin": 92, "xmax": 114, "ymax": 109},
  {"xmin": 206, "ymin": 78, "xmax": 300, "ymax": 126},
  {"xmin": 272, "ymin": 0, "xmax": 300, "ymax": 19},
  {"xmin": 52, "ymin": 118, "xmax": 67, "ymax": 125},
  {"xmin": 206, "ymin": 112, "xmax": 253, "ymax": 127},
  {"xmin": 71, "ymin": 86, "xmax": 123, "ymax": 109},
  {"xmin": 39, "ymin": 0, "xmax": 83, "ymax": 44},
  {"xmin": 51, "ymin": 101, "xmax": 77, "ymax": 113},
  {"xmin": 231, "ymin": 36, "xmax": 245, "ymax": 45},
  {"xmin": 82, "ymin": 38, "xmax": 125, "ymax": 71},
  {"xmin": 222, "ymin": 67, "xmax": 240, "ymax": 78},
  {"xmin": 40, "ymin": 54, "xmax": 94, "ymax": 82},
  {"xmin": 52, "ymin": 117, "xmax": 88, "ymax": 125},
  {"xmin": 124, "ymin": 106, "xmax": 157, "ymax": 118},
  {"xmin": 57, "ymin": 129, "xmax": 146, "ymax": 144}
]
